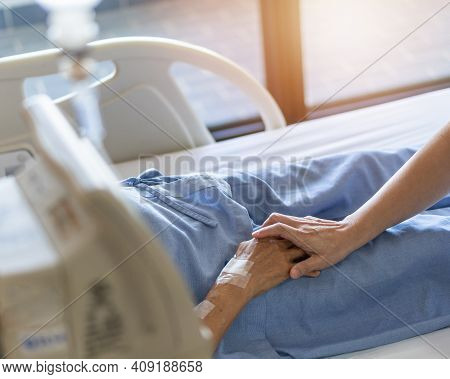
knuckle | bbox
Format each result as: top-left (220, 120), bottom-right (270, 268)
top-left (275, 222), bottom-right (285, 230)
top-left (269, 212), bottom-right (280, 220)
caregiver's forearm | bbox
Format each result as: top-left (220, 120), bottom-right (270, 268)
top-left (195, 283), bottom-right (249, 349)
top-left (346, 122), bottom-right (450, 247)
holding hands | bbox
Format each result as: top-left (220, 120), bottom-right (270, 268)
top-left (229, 238), bottom-right (318, 299)
top-left (253, 123), bottom-right (450, 280)
top-left (253, 213), bottom-right (362, 279)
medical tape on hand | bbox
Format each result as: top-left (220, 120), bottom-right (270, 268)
top-left (194, 299), bottom-right (215, 320)
top-left (223, 258), bottom-right (254, 275)
top-left (216, 272), bottom-right (251, 288)
top-left (216, 258), bottom-right (254, 288)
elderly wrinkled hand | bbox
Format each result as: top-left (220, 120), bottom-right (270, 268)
top-left (252, 213), bottom-right (358, 279)
top-left (219, 238), bottom-right (315, 300)
top-left (197, 238), bottom-right (316, 347)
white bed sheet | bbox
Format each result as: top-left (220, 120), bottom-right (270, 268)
top-left (114, 88), bottom-right (450, 358)
top-left (114, 88), bottom-right (450, 178)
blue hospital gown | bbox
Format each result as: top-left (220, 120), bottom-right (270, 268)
top-left (121, 148), bottom-right (450, 358)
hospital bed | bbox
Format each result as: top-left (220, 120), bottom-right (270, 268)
top-left (0, 37), bottom-right (285, 164)
top-left (114, 87), bottom-right (450, 359)
top-left (0, 34), bottom-right (449, 357)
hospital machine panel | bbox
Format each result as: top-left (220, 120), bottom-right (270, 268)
top-left (0, 96), bottom-right (211, 358)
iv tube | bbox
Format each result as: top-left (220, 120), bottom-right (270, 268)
top-left (35, 0), bottom-right (101, 51)
top-left (35, 0), bottom-right (107, 152)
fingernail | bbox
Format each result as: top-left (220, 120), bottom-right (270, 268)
top-left (291, 270), bottom-right (300, 279)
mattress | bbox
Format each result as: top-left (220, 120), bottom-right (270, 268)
top-left (114, 88), bottom-right (450, 358)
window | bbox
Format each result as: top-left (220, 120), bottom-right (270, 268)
top-left (0, 0), bottom-right (265, 140)
top-left (261, 0), bottom-right (450, 122)
top-left (1, 0), bottom-right (449, 139)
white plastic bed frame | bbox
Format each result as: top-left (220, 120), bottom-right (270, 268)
top-left (0, 37), bottom-right (286, 163)
top-left (115, 88), bottom-right (450, 359)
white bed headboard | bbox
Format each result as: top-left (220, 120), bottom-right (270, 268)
top-left (0, 37), bottom-right (286, 163)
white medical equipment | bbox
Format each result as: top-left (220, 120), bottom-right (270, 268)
top-left (36, 0), bottom-right (107, 152)
top-left (0, 95), bottom-right (212, 358)
top-left (35, 0), bottom-right (101, 51)
top-left (0, 0), bottom-right (211, 359)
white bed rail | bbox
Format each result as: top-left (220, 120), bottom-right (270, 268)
top-left (0, 37), bottom-right (286, 162)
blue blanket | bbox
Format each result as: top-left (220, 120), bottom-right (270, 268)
top-left (122, 148), bottom-right (450, 358)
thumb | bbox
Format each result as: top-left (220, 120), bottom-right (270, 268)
top-left (290, 255), bottom-right (329, 279)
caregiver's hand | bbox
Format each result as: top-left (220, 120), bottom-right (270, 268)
top-left (253, 122), bottom-right (450, 280)
top-left (252, 214), bottom-right (361, 279)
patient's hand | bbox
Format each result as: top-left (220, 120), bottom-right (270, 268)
top-left (195, 238), bottom-right (307, 349)
top-left (231, 238), bottom-right (310, 299)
